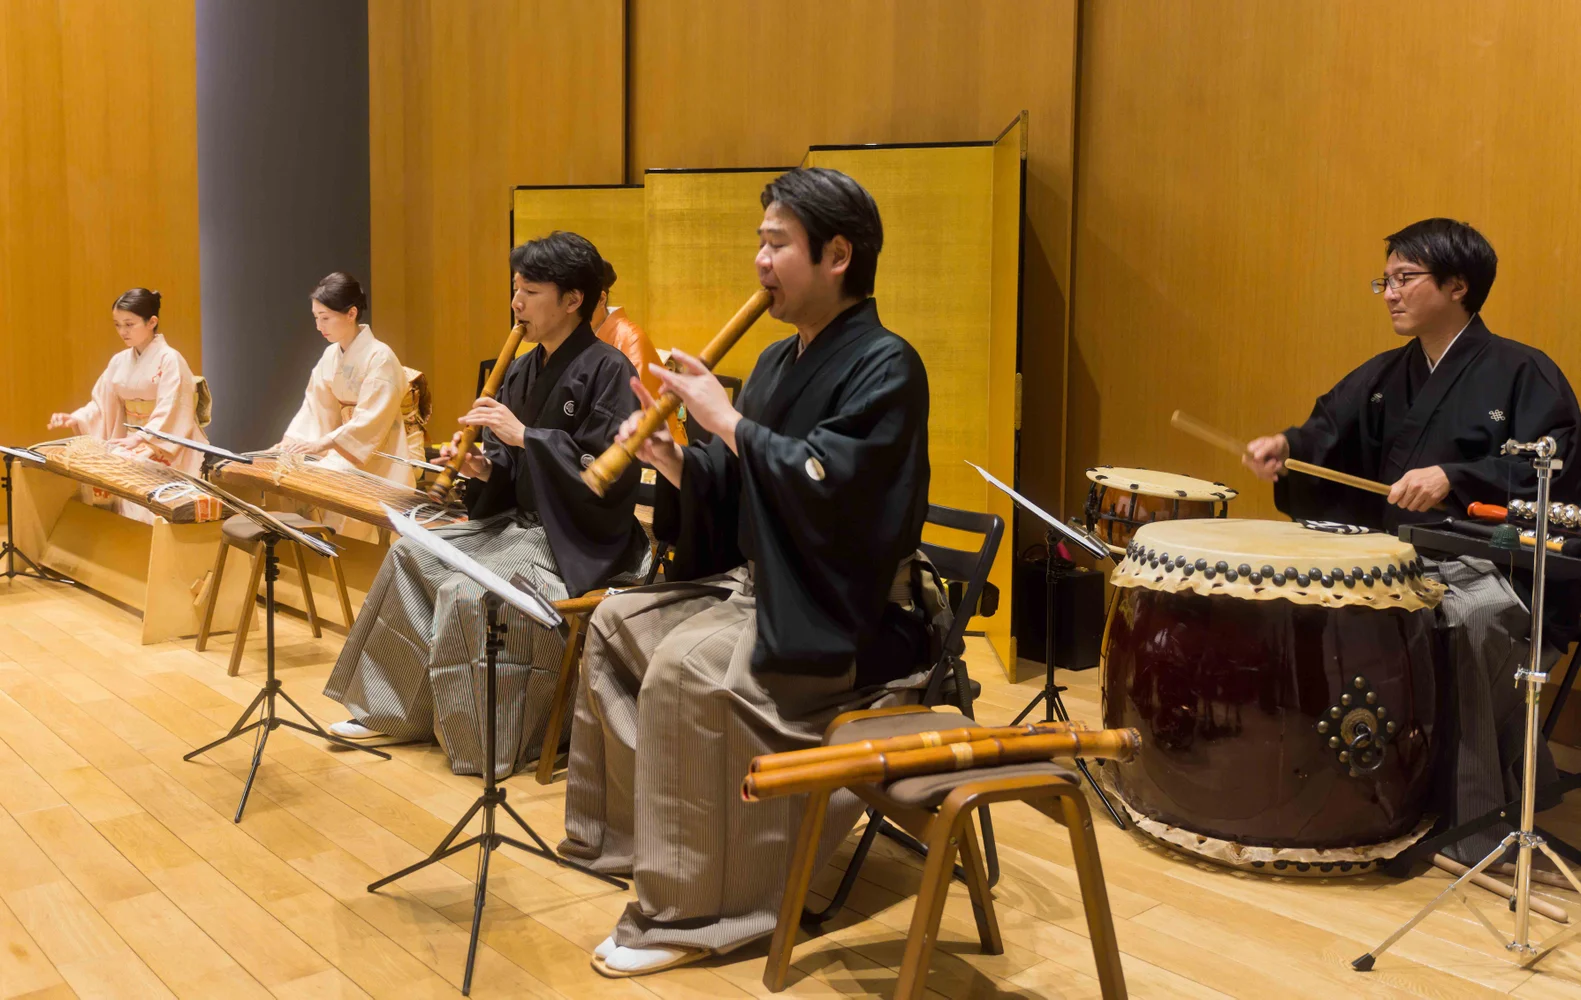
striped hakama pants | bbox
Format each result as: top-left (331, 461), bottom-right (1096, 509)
top-left (558, 565), bottom-right (925, 953)
top-left (323, 511), bottom-right (569, 779)
top-left (1429, 556), bottom-right (1561, 864)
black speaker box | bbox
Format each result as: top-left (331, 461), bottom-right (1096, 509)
top-left (1013, 554), bottom-right (1106, 670)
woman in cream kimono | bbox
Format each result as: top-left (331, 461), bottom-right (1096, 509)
top-left (277, 272), bottom-right (414, 542)
top-left (47, 288), bottom-right (209, 523)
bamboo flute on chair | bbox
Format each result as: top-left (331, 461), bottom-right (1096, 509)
top-left (742, 727), bottom-right (1142, 802)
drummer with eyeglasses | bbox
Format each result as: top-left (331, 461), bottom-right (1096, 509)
top-left (1242, 217), bottom-right (1581, 867)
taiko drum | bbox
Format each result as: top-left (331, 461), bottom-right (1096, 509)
top-left (1100, 519), bottom-right (1442, 873)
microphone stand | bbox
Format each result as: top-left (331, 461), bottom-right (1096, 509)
top-left (1356, 436), bottom-right (1581, 972)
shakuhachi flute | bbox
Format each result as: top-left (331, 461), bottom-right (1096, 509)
top-left (581, 288), bottom-right (772, 497)
top-left (428, 323), bottom-right (527, 499)
top-left (748, 718), bottom-right (1083, 773)
top-left (741, 727), bottom-right (1142, 802)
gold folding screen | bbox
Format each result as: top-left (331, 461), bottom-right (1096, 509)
top-left (510, 186), bottom-right (649, 330)
top-left (511, 120), bottom-right (1026, 672)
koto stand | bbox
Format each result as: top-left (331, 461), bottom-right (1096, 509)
top-left (364, 507), bottom-right (626, 996)
top-left (969, 463), bottom-right (1127, 829)
top-left (178, 469), bottom-right (390, 822)
top-left (1356, 437), bottom-right (1581, 972)
top-left (0, 446), bottom-right (72, 584)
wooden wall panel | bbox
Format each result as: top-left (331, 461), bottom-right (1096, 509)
top-left (369, 0), bottom-right (624, 435)
top-left (1070, 0), bottom-right (1581, 523)
top-left (0, 0), bottom-right (200, 448)
top-left (513, 187), bottom-right (648, 329)
top-left (630, 0), bottom-right (1078, 541)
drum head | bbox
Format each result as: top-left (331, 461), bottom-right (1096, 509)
top-left (1113, 518), bottom-right (1442, 612)
top-left (1085, 466), bottom-right (1237, 502)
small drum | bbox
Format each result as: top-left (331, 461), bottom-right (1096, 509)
top-left (1084, 466), bottom-right (1235, 548)
top-left (1101, 519), bottom-right (1443, 874)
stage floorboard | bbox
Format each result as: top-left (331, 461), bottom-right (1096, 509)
top-left (3, 575), bottom-right (1581, 998)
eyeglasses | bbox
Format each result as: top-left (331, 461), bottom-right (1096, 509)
top-left (1371, 271), bottom-right (1430, 294)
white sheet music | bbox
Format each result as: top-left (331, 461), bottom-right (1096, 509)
top-left (966, 460), bottom-right (1111, 560)
top-left (0, 445), bottom-right (46, 465)
top-left (381, 504), bottom-right (562, 628)
top-left (127, 424), bottom-right (252, 464)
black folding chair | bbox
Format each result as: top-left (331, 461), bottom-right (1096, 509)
top-left (683, 375), bottom-right (742, 445)
top-left (804, 502), bottom-right (1004, 924)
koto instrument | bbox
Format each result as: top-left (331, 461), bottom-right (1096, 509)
top-left (581, 289), bottom-right (772, 496)
top-left (1104, 519), bottom-right (1443, 873)
top-left (741, 727), bottom-right (1140, 802)
top-left (1084, 466), bottom-right (1235, 548)
top-left (208, 453), bottom-right (465, 529)
top-left (749, 718), bottom-right (1082, 774)
top-left (430, 322), bottom-right (527, 498)
top-left (30, 437), bottom-right (225, 523)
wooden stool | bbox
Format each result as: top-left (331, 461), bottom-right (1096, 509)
top-left (196, 512), bottom-right (353, 676)
top-left (763, 705), bottom-right (1128, 1000)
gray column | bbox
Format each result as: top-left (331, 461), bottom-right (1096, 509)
top-left (197, 0), bottom-right (370, 449)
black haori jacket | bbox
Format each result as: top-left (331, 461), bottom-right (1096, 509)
top-left (1276, 316), bottom-right (1581, 532)
top-left (469, 321), bottom-right (647, 596)
top-left (655, 298), bottom-right (932, 680)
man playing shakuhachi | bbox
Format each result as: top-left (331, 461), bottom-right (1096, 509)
top-left (559, 167), bottom-right (938, 977)
top-left (324, 232), bottom-right (649, 776)
top-left (276, 271), bottom-right (415, 543)
top-left (48, 287), bottom-right (209, 523)
top-left (1244, 218), bottom-right (1581, 866)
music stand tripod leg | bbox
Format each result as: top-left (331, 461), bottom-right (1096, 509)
top-left (1011, 527), bottom-right (1127, 829)
top-left (1, 454), bottom-right (72, 584)
top-left (365, 594), bottom-right (625, 996)
top-left (184, 534), bottom-right (388, 822)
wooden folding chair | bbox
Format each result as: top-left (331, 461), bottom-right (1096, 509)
top-left (806, 502), bottom-right (1005, 924)
top-left (196, 511), bottom-right (352, 676)
top-left (534, 471), bottom-right (668, 784)
top-left (762, 704), bottom-right (1127, 1000)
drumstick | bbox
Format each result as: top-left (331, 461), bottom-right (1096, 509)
top-left (1170, 410), bottom-right (1246, 456)
top-left (1283, 459), bottom-right (1393, 497)
top-left (1172, 408), bottom-right (1411, 501)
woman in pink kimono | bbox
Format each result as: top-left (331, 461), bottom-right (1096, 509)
top-left (276, 273), bottom-right (414, 542)
top-left (47, 288), bottom-right (209, 522)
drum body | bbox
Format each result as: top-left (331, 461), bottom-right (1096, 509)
top-left (1084, 466), bottom-right (1236, 549)
top-left (1101, 519), bottom-right (1442, 871)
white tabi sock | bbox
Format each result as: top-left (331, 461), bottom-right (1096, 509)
top-left (593, 935), bottom-right (617, 961)
top-left (604, 944), bottom-right (694, 973)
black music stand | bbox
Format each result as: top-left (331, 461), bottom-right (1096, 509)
top-left (0, 446), bottom-right (73, 584)
top-left (166, 461), bottom-right (390, 822)
top-left (365, 506), bottom-right (626, 996)
top-left (968, 462), bottom-right (1128, 828)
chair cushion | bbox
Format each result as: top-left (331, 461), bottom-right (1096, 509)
top-left (876, 761), bottom-right (1079, 811)
top-left (827, 708), bottom-right (1081, 811)
top-left (222, 512), bottom-right (331, 546)
top-left (826, 708), bottom-right (973, 746)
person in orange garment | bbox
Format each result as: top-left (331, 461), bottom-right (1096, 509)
top-left (590, 261), bottom-right (687, 445)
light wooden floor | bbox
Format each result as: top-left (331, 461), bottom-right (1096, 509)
top-left (5, 576), bottom-right (1581, 999)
